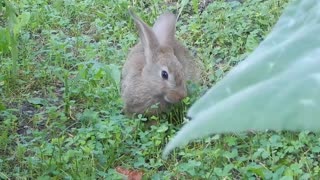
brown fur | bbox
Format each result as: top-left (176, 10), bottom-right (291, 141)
top-left (121, 10), bottom-right (202, 116)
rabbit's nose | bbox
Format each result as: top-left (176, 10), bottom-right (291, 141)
top-left (175, 90), bottom-right (187, 101)
top-left (165, 90), bottom-right (187, 103)
top-left (179, 86), bottom-right (187, 97)
top-left (179, 90), bottom-right (187, 99)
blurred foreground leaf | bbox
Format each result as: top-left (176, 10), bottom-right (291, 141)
top-left (163, 0), bottom-right (320, 158)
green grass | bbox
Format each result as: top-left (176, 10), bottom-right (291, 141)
top-left (2, 0), bottom-right (319, 179)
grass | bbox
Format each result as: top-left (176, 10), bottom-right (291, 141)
top-left (1, 0), bottom-right (319, 179)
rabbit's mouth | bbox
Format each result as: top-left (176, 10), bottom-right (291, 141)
top-left (164, 91), bottom-right (186, 104)
top-left (164, 95), bottom-right (174, 103)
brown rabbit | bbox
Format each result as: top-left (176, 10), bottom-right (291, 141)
top-left (121, 10), bottom-right (201, 116)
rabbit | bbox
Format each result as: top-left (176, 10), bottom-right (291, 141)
top-left (121, 9), bottom-right (202, 116)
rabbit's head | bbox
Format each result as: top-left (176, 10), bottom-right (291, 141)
top-left (130, 10), bottom-right (187, 104)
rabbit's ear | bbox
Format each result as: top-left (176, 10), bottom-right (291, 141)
top-left (129, 10), bottom-right (159, 62)
top-left (152, 13), bottom-right (176, 46)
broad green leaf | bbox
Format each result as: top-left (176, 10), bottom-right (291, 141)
top-left (14, 12), bottom-right (30, 36)
top-left (163, 0), bottom-right (320, 157)
top-left (0, 101), bottom-right (6, 111)
top-left (27, 97), bottom-right (47, 106)
top-left (107, 64), bottom-right (121, 88)
top-left (0, 28), bottom-right (11, 53)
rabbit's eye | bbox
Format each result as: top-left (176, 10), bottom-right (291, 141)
top-left (161, 70), bottom-right (168, 80)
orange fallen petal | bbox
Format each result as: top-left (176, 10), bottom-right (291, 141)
top-left (116, 166), bottom-right (143, 180)
top-left (116, 166), bottom-right (130, 175)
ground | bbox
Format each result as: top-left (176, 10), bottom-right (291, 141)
top-left (2, 0), bottom-right (319, 179)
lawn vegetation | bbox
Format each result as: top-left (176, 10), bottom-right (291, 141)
top-left (2, 0), bottom-right (319, 179)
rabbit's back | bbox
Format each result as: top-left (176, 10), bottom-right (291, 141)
top-left (122, 44), bottom-right (145, 78)
top-left (121, 43), bottom-right (145, 97)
